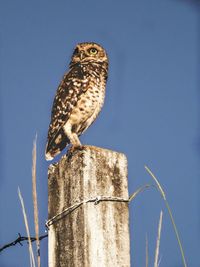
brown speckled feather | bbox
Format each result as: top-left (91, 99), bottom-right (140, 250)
top-left (46, 65), bottom-right (90, 153)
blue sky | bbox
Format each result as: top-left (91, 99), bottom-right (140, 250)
top-left (0, 0), bottom-right (199, 266)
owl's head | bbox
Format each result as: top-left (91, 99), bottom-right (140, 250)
top-left (70, 42), bottom-right (108, 66)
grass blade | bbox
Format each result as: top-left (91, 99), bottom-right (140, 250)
top-left (154, 210), bottom-right (163, 267)
top-left (129, 184), bottom-right (152, 202)
top-left (32, 134), bottom-right (40, 267)
top-left (146, 234), bottom-right (149, 267)
top-left (18, 187), bottom-right (36, 267)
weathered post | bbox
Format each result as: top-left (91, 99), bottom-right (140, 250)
top-left (47, 145), bottom-right (130, 267)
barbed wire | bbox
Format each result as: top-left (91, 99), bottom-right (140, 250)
top-left (0, 185), bottom-right (150, 254)
top-left (0, 233), bottom-right (48, 253)
top-left (46, 195), bottom-right (129, 228)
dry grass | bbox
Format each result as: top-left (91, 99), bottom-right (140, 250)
top-left (17, 135), bottom-right (40, 267)
top-left (154, 210), bottom-right (163, 267)
top-left (32, 134), bottom-right (40, 267)
top-left (145, 165), bottom-right (187, 267)
top-left (145, 234), bottom-right (149, 267)
top-left (18, 188), bottom-right (36, 267)
top-left (130, 166), bottom-right (187, 266)
top-left (129, 184), bottom-right (151, 202)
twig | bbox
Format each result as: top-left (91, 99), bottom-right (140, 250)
top-left (0, 233), bottom-right (48, 253)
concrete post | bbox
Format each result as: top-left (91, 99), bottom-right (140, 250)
top-left (48, 146), bottom-right (130, 267)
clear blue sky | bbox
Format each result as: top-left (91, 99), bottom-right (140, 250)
top-left (0, 0), bottom-right (199, 266)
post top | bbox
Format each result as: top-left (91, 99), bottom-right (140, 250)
top-left (49, 145), bottom-right (127, 169)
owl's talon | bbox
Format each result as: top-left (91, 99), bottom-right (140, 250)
top-left (70, 145), bottom-right (83, 153)
top-left (67, 145), bottom-right (84, 160)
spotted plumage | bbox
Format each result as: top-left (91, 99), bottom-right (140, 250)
top-left (45, 42), bottom-right (108, 160)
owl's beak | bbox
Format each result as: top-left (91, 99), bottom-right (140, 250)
top-left (80, 51), bottom-right (85, 60)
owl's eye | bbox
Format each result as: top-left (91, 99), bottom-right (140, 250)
top-left (89, 48), bottom-right (98, 55)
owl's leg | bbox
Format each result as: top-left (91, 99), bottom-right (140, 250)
top-left (63, 122), bottom-right (82, 147)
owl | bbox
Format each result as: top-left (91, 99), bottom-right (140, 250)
top-left (45, 42), bottom-right (109, 160)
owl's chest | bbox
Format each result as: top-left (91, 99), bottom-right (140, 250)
top-left (69, 77), bottom-right (105, 125)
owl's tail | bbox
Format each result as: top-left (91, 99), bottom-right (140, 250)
top-left (45, 129), bottom-right (70, 161)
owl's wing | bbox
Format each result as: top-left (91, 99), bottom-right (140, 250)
top-left (45, 66), bottom-right (89, 159)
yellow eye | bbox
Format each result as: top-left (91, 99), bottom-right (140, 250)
top-left (89, 48), bottom-right (98, 55)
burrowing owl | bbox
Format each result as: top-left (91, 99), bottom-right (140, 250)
top-left (45, 42), bottom-right (108, 160)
